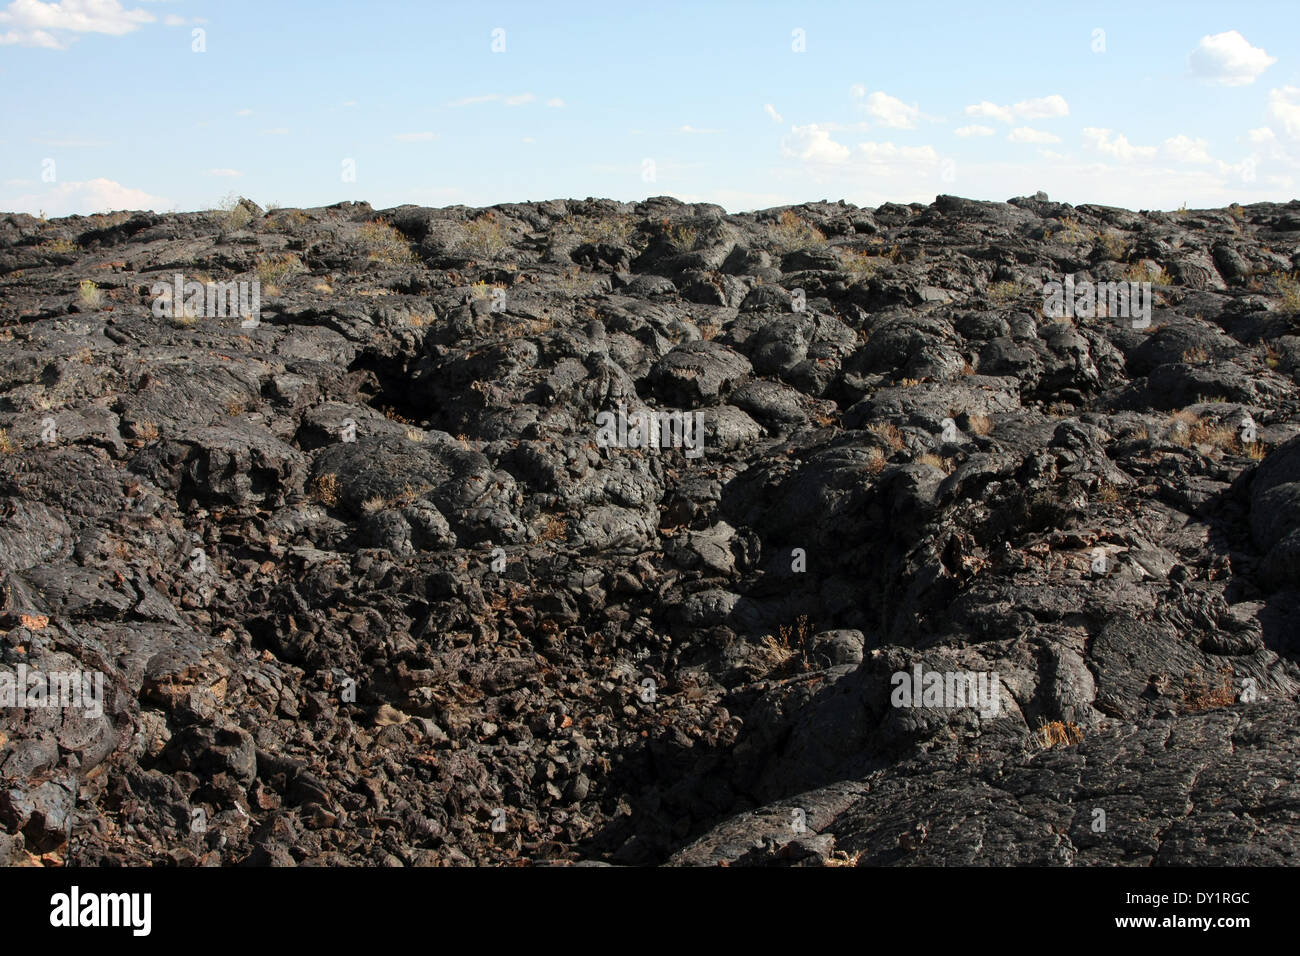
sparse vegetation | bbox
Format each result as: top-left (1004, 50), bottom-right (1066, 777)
top-left (1181, 667), bottom-right (1237, 713)
top-left (860, 446), bottom-right (886, 474)
top-left (39, 238), bottom-right (77, 255)
top-left (458, 212), bottom-right (508, 259)
top-left (538, 513), bottom-right (568, 542)
top-left (216, 194), bottom-right (256, 232)
top-left (666, 222), bottom-right (700, 253)
top-left (255, 253), bottom-right (303, 293)
top-left (987, 280), bottom-right (1028, 305)
top-left (1273, 271), bottom-right (1300, 314)
top-left (1096, 230), bottom-right (1130, 262)
top-left (358, 219), bottom-right (417, 265)
top-left (0, 428), bottom-right (16, 454)
top-left (1125, 261), bottom-right (1174, 285)
top-left (915, 452), bottom-right (954, 473)
top-left (77, 279), bottom-right (102, 309)
top-left (770, 210), bottom-right (825, 252)
top-left (868, 422), bottom-right (905, 452)
top-left (837, 248), bottom-right (878, 283)
top-left (311, 473), bottom-right (342, 506)
top-left (1034, 720), bottom-right (1084, 749)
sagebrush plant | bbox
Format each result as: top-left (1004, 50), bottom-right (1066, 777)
top-left (1125, 261), bottom-right (1174, 285)
top-left (770, 210), bottom-right (825, 252)
top-left (837, 248), bottom-right (878, 283)
top-left (358, 219), bottom-right (417, 265)
top-left (1273, 271), bottom-right (1300, 314)
top-left (572, 214), bottom-right (635, 246)
top-left (458, 213), bottom-right (508, 259)
top-left (1096, 230), bottom-right (1130, 262)
top-left (216, 194), bottom-right (255, 232)
top-left (987, 279), bottom-right (1028, 305)
top-left (255, 253), bottom-right (303, 292)
top-left (0, 428), bottom-right (16, 454)
top-left (78, 279), bottom-right (102, 309)
top-left (666, 222), bottom-right (700, 253)
top-left (39, 237), bottom-right (77, 255)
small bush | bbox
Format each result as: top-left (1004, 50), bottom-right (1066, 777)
top-left (837, 249), bottom-right (878, 284)
top-left (216, 194), bottom-right (256, 232)
top-left (311, 473), bottom-right (342, 507)
top-left (39, 238), bottom-right (77, 255)
top-left (0, 428), bottom-right (16, 454)
top-left (987, 280), bottom-right (1028, 305)
top-left (458, 213), bottom-right (508, 260)
top-left (666, 222), bottom-right (700, 253)
top-left (255, 253), bottom-right (303, 292)
top-left (1273, 272), bottom-right (1300, 314)
top-left (1096, 230), bottom-right (1131, 262)
top-left (78, 279), bottom-right (102, 309)
top-left (358, 219), bottom-right (417, 265)
top-left (770, 210), bottom-right (825, 252)
top-left (867, 422), bottom-right (905, 451)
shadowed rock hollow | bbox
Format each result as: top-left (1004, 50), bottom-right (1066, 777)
top-left (2, 194), bottom-right (1299, 866)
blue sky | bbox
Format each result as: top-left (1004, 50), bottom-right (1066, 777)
top-left (2, 0), bottom-right (1299, 216)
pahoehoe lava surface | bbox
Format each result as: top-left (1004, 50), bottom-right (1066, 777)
top-left (2, 194), bottom-right (1299, 866)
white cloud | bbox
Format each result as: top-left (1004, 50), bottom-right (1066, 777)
top-left (849, 84), bottom-right (865, 98)
top-left (965, 94), bottom-right (1068, 124)
top-left (163, 14), bottom-right (184, 26)
top-left (1188, 31), bottom-right (1275, 86)
top-left (1013, 95), bottom-right (1069, 120)
top-left (1009, 126), bottom-right (1060, 144)
top-left (764, 103), bottom-right (783, 124)
top-left (1269, 86), bottom-right (1300, 138)
top-left (1163, 134), bottom-right (1212, 164)
top-left (261, 128), bottom-right (289, 135)
top-left (860, 90), bottom-right (922, 129)
top-left (782, 124), bottom-right (850, 164)
top-left (207, 168), bottom-right (241, 177)
top-left (394, 131), bottom-right (436, 142)
top-left (965, 100), bottom-right (1013, 124)
top-left (0, 0), bottom-right (156, 48)
top-left (2, 177), bottom-right (167, 216)
top-left (545, 97), bottom-right (564, 108)
top-left (854, 141), bottom-right (939, 166)
top-left (679, 124), bottom-right (721, 134)
top-left (1082, 127), bottom-right (1157, 161)
top-left (1247, 126), bottom-right (1277, 145)
top-left (503, 92), bottom-right (535, 106)
top-left (954, 124), bottom-right (995, 137)
top-left (235, 108), bottom-right (253, 117)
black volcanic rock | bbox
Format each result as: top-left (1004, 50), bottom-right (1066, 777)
top-left (1, 195), bottom-right (1299, 866)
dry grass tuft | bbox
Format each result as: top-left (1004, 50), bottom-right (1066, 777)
top-left (358, 219), bottom-right (417, 265)
top-left (770, 210), bottom-right (825, 252)
top-left (1034, 720), bottom-right (1084, 749)
top-left (311, 473), bottom-right (342, 507)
